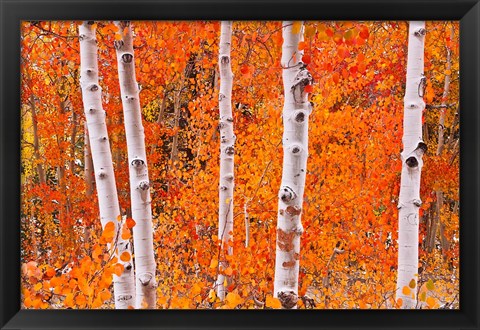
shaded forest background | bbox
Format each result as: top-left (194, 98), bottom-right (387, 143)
top-left (20, 21), bottom-right (459, 309)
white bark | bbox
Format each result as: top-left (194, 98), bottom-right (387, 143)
top-left (216, 21), bottom-right (235, 301)
top-left (78, 21), bottom-right (135, 309)
top-left (396, 21), bottom-right (427, 309)
top-left (273, 21), bottom-right (313, 309)
top-left (114, 21), bottom-right (157, 309)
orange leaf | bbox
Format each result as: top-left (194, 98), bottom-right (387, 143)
top-left (126, 218), bottom-right (136, 229)
top-left (100, 290), bottom-right (111, 302)
top-left (332, 72), bottom-right (340, 84)
top-left (114, 263), bottom-right (124, 276)
top-left (359, 26), bottom-right (370, 39)
top-left (426, 296), bottom-right (436, 308)
top-left (240, 65), bottom-right (249, 75)
top-left (265, 295), bottom-right (282, 308)
top-left (304, 84), bottom-right (313, 93)
top-left (46, 267), bottom-right (56, 278)
top-left (298, 41), bottom-right (307, 51)
top-left (302, 54), bottom-right (311, 64)
top-left (120, 252), bottom-right (131, 262)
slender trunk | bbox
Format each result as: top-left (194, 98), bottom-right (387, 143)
top-left (156, 90), bottom-right (167, 124)
top-left (244, 201), bottom-right (249, 248)
top-left (79, 21), bottom-right (136, 309)
top-left (273, 21), bottom-right (313, 309)
top-left (436, 25), bottom-right (453, 156)
top-left (433, 25), bottom-right (454, 255)
top-left (216, 21), bottom-right (235, 301)
top-left (70, 109), bottom-right (78, 174)
top-left (396, 21), bottom-right (427, 309)
top-left (170, 60), bottom-right (194, 163)
top-left (29, 94), bottom-right (46, 184)
top-left (114, 21), bottom-right (157, 309)
top-left (170, 91), bottom-right (182, 163)
top-left (84, 123), bottom-right (95, 197)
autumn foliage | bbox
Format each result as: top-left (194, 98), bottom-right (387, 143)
top-left (21, 21), bottom-right (459, 309)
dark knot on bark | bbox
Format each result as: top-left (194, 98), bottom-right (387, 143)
top-left (278, 291), bottom-right (298, 309)
top-left (279, 186), bottom-right (297, 204)
top-left (131, 158), bottom-right (145, 168)
top-left (122, 53), bottom-right (133, 64)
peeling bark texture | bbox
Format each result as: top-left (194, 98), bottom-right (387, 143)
top-left (274, 21), bottom-right (313, 309)
top-left (396, 21), bottom-right (427, 309)
top-left (84, 123), bottom-right (95, 197)
top-left (114, 21), bottom-right (157, 309)
top-left (79, 21), bottom-right (136, 309)
top-left (216, 21), bottom-right (235, 301)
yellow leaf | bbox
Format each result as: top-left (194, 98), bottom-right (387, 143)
top-left (209, 259), bottom-right (218, 269)
top-left (426, 279), bottom-right (435, 291)
top-left (419, 292), bottom-right (427, 302)
top-left (265, 295), bottom-right (282, 308)
top-left (225, 291), bottom-right (243, 308)
top-left (225, 267), bottom-right (233, 276)
top-left (292, 21), bottom-right (302, 35)
top-left (34, 283), bottom-right (42, 291)
top-left (426, 296), bottom-right (436, 308)
top-left (115, 34), bottom-right (122, 41)
top-left (225, 198), bottom-right (231, 205)
top-left (402, 286), bottom-right (411, 295)
top-left (305, 25), bottom-right (316, 38)
top-left (408, 279), bottom-right (416, 289)
top-left (208, 289), bottom-right (217, 302)
top-left (192, 283), bottom-right (202, 295)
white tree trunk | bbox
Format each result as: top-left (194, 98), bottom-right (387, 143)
top-left (216, 21), bottom-right (235, 301)
top-left (273, 21), bottom-right (313, 309)
top-left (78, 21), bottom-right (136, 309)
top-left (396, 21), bottom-right (427, 309)
top-left (114, 21), bottom-right (157, 309)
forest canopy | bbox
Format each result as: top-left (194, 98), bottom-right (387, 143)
top-left (20, 21), bottom-right (459, 310)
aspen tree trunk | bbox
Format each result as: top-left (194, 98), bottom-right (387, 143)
top-left (114, 21), bottom-right (157, 309)
top-left (79, 21), bottom-right (136, 309)
top-left (69, 110), bottom-right (78, 174)
top-left (29, 94), bottom-right (46, 184)
top-left (216, 21), bottom-right (235, 301)
top-left (84, 123), bottom-right (94, 197)
top-left (273, 21), bottom-right (313, 309)
top-left (433, 24), bottom-right (454, 255)
top-left (436, 25), bottom-right (453, 156)
top-left (396, 21), bottom-right (427, 309)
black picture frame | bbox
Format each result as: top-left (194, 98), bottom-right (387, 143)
top-left (1, 0), bottom-right (479, 329)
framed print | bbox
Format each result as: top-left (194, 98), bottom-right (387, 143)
top-left (1, 0), bottom-right (479, 329)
